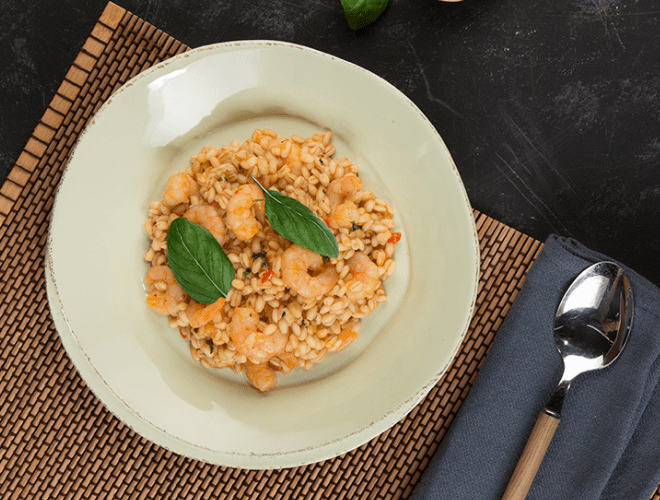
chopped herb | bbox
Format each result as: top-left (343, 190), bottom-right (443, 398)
top-left (319, 159), bottom-right (324, 165)
top-left (322, 255), bottom-right (330, 264)
top-left (301, 319), bottom-right (307, 326)
top-left (281, 312), bottom-right (286, 318)
top-left (209, 343), bottom-right (214, 354)
top-left (252, 250), bottom-right (269, 270)
top-left (252, 250), bottom-right (268, 261)
top-left (351, 221), bottom-right (361, 232)
top-left (243, 270), bottom-right (251, 278)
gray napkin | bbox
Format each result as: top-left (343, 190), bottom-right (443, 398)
top-left (411, 235), bottom-right (660, 500)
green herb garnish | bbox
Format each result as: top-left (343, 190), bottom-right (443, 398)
top-left (252, 177), bottom-right (339, 259)
top-left (166, 217), bottom-right (233, 304)
top-left (350, 221), bottom-right (361, 232)
top-left (341, 0), bottom-right (389, 30)
top-left (252, 250), bottom-right (269, 270)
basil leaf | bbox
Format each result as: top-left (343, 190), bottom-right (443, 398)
top-left (166, 217), bottom-right (234, 304)
top-left (341, 0), bottom-right (389, 30)
top-left (252, 177), bottom-right (339, 259)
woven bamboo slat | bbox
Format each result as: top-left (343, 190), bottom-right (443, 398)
top-left (0, 2), bottom-right (657, 498)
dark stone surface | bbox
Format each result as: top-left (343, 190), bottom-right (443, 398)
top-left (2, 0), bottom-right (659, 283)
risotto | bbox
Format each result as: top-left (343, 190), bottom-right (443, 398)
top-left (143, 129), bottom-right (399, 392)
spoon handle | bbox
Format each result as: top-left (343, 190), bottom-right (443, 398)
top-left (501, 411), bottom-right (560, 500)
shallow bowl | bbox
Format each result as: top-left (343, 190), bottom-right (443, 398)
top-left (46, 40), bottom-right (479, 469)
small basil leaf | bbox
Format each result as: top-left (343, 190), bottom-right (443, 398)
top-left (341, 0), bottom-right (389, 30)
top-left (166, 217), bottom-right (234, 304)
top-left (252, 177), bottom-right (339, 259)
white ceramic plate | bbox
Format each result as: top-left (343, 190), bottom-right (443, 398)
top-left (46, 41), bottom-right (479, 469)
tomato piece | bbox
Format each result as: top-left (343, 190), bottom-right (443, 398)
top-left (261, 269), bottom-right (274, 284)
top-left (388, 232), bottom-right (402, 244)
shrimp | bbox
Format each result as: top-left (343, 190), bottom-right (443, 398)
top-left (245, 361), bottom-right (278, 392)
top-left (145, 265), bottom-right (187, 316)
top-left (229, 307), bottom-right (288, 364)
top-left (345, 252), bottom-right (380, 301)
top-left (162, 171), bottom-right (199, 207)
top-left (276, 352), bottom-right (301, 375)
top-left (187, 297), bottom-right (226, 329)
top-left (183, 204), bottom-right (228, 246)
top-left (326, 320), bottom-right (360, 353)
top-left (326, 174), bottom-right (363, 229)
top-left (281, 244), bottom-right (339, 298)
top-left (226, 184), bottom-right (264, 241)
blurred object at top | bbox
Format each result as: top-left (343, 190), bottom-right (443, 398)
top-left (341, 0), bottom-right (388, 30)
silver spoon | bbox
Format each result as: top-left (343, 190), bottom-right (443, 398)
top-left (502, 261), bottom-right (634, 500)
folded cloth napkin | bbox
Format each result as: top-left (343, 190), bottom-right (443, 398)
top-left (411, 235), bottom-right (660, 500)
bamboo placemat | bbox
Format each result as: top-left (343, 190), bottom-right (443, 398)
top-left (1, 3), bottom-right (657, 498)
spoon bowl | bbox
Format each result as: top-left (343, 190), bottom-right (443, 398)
top-left (546, 261), bottom-right (634, 417)
top-left (502, 261), bottom-right (634, 500)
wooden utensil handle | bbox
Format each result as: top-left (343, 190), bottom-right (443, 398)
top-left (501, 411), bottom-right (560, 500)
